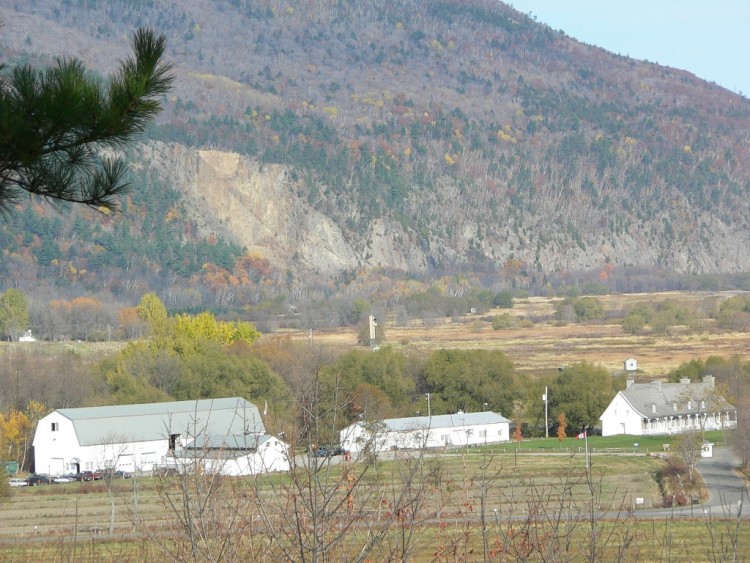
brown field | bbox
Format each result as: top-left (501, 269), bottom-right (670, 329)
top-left (277, 291), bottom-right (750, 376)
top-left (1, 449), bottom-right (747, 561)
top-left (3, 291), bottom-right (747, 378)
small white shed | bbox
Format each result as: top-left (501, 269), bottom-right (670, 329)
top-left (624, 358), bottom-right (638, 372)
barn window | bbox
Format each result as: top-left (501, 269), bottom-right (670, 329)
top-left (51, 422), bottom-right (59, 431)
top-left (169, 434), bottom-right (180, 452)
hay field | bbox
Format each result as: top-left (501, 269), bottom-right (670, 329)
top-left (279, 291), bottom-right (750, 376)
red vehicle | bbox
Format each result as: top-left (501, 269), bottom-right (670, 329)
top-left (79, 470), bottom-right (103, 481)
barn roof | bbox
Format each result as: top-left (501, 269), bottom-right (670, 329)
top-left (55, 397), bottom-right (264, 446)
top-left (618, 378), bottom-right (734, 419)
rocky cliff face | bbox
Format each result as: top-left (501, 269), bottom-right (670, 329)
top-left (141, 142), bottom-right (429, 277)
top-left (139, 142), bottom-right (750, 281)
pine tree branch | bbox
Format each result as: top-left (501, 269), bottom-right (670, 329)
top-left (0, 28), bottom-right (174, 213)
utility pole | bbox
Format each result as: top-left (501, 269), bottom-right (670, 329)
top-left (543, 386), bottom-right (549, 439)
top-left (425, 393), bottom-right (431, 418)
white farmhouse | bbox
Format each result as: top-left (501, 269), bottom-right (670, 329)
top-left (599, 376), bottom-right (736, 437)
top-left (340, 411), bottom-right (510, 454)
top-left (33, 397), bottom-right (289, 476)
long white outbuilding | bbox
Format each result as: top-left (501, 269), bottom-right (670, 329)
top-left (340, 411), bottom-right (511, 454)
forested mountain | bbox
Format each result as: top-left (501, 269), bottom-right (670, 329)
top-left (2, 0), bottom-right (750, 327)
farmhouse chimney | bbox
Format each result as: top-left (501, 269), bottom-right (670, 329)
top-left (680, 377), bottom-right (691, 385)
top-left (626, 378), bottom-right (635, 388)
top-left (704, 375), bottom-right (715, 388)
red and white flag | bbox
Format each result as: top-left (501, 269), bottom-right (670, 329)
top-left (576, 431), bottom-right (587, 439)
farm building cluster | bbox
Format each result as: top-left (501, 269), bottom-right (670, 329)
top-left (31, 358), bottom-right (736, 476)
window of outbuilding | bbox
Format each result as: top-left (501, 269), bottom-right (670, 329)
top-left (51, 422), bottom-right (59, 431)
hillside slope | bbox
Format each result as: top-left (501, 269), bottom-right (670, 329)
top-left (2, 0), bottom-right (750, 295)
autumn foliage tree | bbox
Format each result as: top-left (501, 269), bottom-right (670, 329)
top-left (0, 401), bottom-right (47, 470)
top-left (98, 293), bottom-right (275, 406)
top-left (137, 292), bottom-right (169, 336)
top-left (513, 419), bottom-right (523, 442)
top-left (557, 412), bottom-right (568, 442)
top-left (0, 409), bottom-right (30, 466)
top-left (0, 289), bottom-right (29, 341)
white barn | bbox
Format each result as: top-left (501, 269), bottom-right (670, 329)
top-left (340, 411), bottom-right (510, 454)
top-left (33, 397), bottom-right (289, 476)
top-left (181, 432), bottom-right (289, 476)
top-left (599, 376), bottom-right (736, 437)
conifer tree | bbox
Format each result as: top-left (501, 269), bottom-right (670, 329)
top-left (0, 28), bottom-right (174, 212)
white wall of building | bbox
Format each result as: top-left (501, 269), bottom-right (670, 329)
top-left (601, 392), bottom-right (736, 437)
top-left (341, 419), bottom-right (509, 454)
top-left (34, 410), bottom-right (175, 475)
top-left (199, 437), bottom-right (290, 476)
top-left (33, 408), bottom-right (286, 476)
top-left (600, 395), bottom-right (643, 437)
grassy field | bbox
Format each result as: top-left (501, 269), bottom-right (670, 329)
top-left (286, 291), bottom-right (750, 375)
top-left (0, 432), bottom-right (741, 561)
top-left (1, 445), bottom-right (746, 561)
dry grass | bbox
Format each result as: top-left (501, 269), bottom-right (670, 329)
top-left (277, 291), bottom-right (749, 376)
top-left (0, 451), bottom-right (663, 538)
top-left (2, 451), bottom-right (745, 562)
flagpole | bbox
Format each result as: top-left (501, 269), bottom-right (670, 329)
top-left (585, 431), bottom-right (589, 469)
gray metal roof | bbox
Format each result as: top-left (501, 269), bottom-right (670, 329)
top-left (186, 432), bottom-right (272, 451)
top-left (380, 411), bottom-right (509, 433)
top-left (57, 397), bottom-right (264, 446)
top-left (619, 381), bottom-right (734, 419)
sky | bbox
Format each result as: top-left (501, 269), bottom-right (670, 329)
top-left (507, 1), bottom-right (750, 96)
